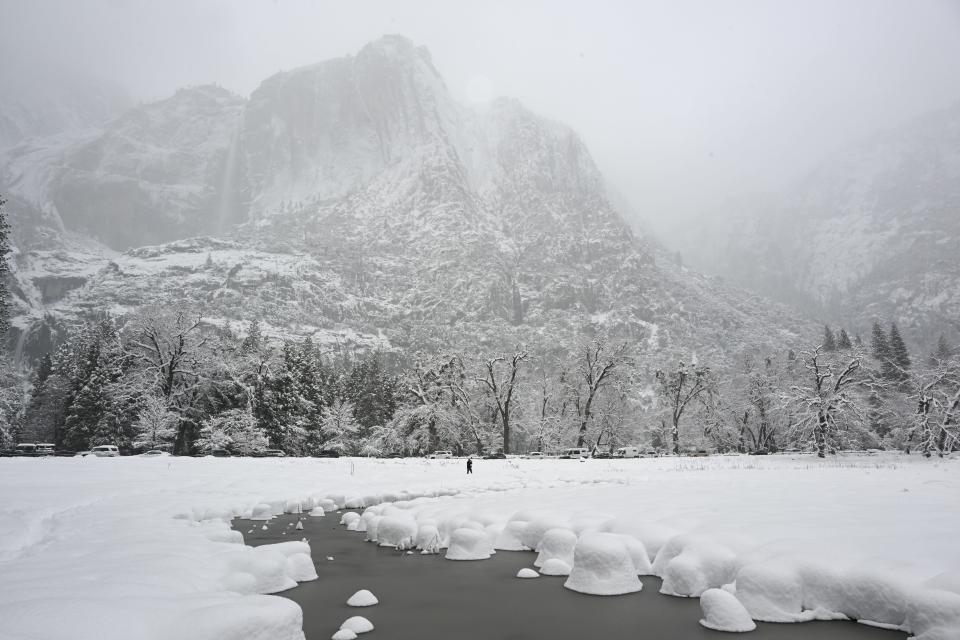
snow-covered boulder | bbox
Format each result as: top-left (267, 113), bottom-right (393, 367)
top-left (534, 528), bottom-right (577, 568)
top-left (564, 532), bottom-right (642, 595)
top-left (516, 568), bottom-right (539, 579)
top-left (339, 512), bottom-right (360, 526)
top-left (520, 516), bottom-right (568, 551)
top-left (347, 589), bottom-right (379, 607)
top-left (377, 516), bottom-right (418, 549)
top-left (340, 616), bottom-right (374, 633)
top-left (446, 527), bottom-right (492, 560)
top-left (540, 559), bottom-right (572, 576)
top-left (309, 507), bottom-right (326, 517)
top-left (332, 630), bottom-right (356, 640)
top-left (659, 537), bottom-right (737, 597)
top-left (699, 588), bottom-right (757, 632)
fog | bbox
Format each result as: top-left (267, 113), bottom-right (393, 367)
top-left (5, 0), bottom-right (960, 242)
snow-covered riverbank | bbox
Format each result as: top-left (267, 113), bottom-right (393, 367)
top-left (0, 454), bottom-right (957, 639)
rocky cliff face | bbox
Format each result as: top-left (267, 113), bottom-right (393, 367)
top-left (1, 36), bottom-right (814, 362)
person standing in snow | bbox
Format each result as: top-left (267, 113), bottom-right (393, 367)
top-left (466, 457), bottom-right (473, 474)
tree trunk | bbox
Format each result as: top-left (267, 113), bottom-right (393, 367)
top-left (671, 414), bottom-right (680, 455)
top-left (815, 411), bottom-right (827, 458)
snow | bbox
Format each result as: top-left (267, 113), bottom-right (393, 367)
top-left (1, 454), bottom-right (959, 640)
top-left (534, 528), bottom-right (577, 568)
top-left (516, 568), bottom-right (540, 579)
top-left (445, 527), bottom-right (493, 561)
top-left (346, 589), bottom-right (379, 607)
top-left (331, 630), bottom-right (356, 640)
top-left (339, 616), bottom-right (374, 634)
top-left (699, 588), bottom-right (757, 632)
top-left (563, 532), bottom-right (643, 595)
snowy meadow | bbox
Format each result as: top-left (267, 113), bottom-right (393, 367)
top-left (1, 453), bottom-right (958, 640)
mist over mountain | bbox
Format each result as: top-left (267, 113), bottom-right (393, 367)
top-left (1, 36), bottom-right (812, 363)
top-left (675, 103), bottom-right (960, 348)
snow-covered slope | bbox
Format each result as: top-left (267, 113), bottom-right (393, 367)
top-left (683, 104), bottom-right (960, 346)
top-left (2, 36), bottom-right (815, 362)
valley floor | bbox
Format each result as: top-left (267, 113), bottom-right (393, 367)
top-left (0, 454), bottom-right (957, 639)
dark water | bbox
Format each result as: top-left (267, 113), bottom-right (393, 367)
top-left (234, 514), bottom-right (908, 640)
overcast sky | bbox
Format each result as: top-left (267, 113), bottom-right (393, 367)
top-left (6, 0), bottom-right (960, 238)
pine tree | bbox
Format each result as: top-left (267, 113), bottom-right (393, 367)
top-left (240, 319), bottom-right (262, 355)
top-left (837, 329), bottom-right (853, 350)
top-left (0, 195), bottom-right (12, 344)
top-left (930, 334), bottom-right (954, 366)
top-left (888, 323), bottom-right (911, 379)
top-left (871, 321), bottom-right (896, 380)
top-left (822, 326), bottom-right (837, 351)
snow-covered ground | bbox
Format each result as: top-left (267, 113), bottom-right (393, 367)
top-left (0, 454), bottom-right (958, 640)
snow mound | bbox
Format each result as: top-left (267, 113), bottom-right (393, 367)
top-left (516, 568), bottom-right (539, 579)
top-left (363, 516), bottom-right (382, 543)
top-left (446, 527), bottom-right (492, 561)
top-left (317, 498), bottom-right (338, 512)
top-left (250, 503), bottom-right (274, 521)
top-left (377, 516), bottom-right (418, 549)
top-left (534, 528), bottom-right (577, 568)
top-left (658, 536), bottom-right (737, 597)
top-left (347, 589), bottom-right (379, 607)
top-left (564, 532), bottom-right (642, 595)
top-left (415, 524), bottom-right (442, 553)
top-left (736, 562), bottom-right (804, 622)
top-left (699, 588), bottom-right (757, 632)
top-left (340, 512), bottom-right (360, 526)
top-left (340, 615), bottom-right (374, 633)
top-left (331, 630), bottom-right (357, 640)
top-left (309, 507), bottom-right (326, 517)
top-left (540, 558), bottom-right (572, 576)
top-left (494, 520), bottom-right (528, 551)
top-left (520, 516), bottom-right (568, 551)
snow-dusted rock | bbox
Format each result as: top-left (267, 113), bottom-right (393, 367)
top-left (540, 558), bottom-right (572, 576)
top-left (340, 616), bottom-right (374, 633)
top-left (446, 528), bottom-right (492, 561)
top-left (347, 590), bottom-right (378, 607)
top-left (699, 588), bottom-right (757, 632)
top-left (564, 532), bottom-right (642, 595)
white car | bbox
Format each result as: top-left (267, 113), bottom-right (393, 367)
top-left (140, 450), bottom-right (170, 457)
top-left (91, 445), bottom-right (120, 457)
top-left (523, 451), bottom-right (544, 459)
top-left (428, 450), bottom-right (453, 459)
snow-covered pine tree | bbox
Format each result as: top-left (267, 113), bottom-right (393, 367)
top-left (929, 334), bottom-right (954, 367)
top-left (822, 326), bottom-right (838, 351)
top-left (240, 319), bottom-right (262, 355)
top-left (318, 398), bottom-right (358, 453)
top-left (837, 329), bottom-right (853, 350)
top-left (871, 321), bottom-right (896, 380)
top-left (888, 323), bottom-right (911, 379)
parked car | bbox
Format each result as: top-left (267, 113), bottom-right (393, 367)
top-left (428, 450), bottom-right (453, 459)
top-left (613, 446), bottom-right (640, 458)
top-left (522, 451), bottom-right (544, 459)
top-left (141, 450), bottom-right (171, 457)
top-left (14, 443), bottom-right (38, 456)
top-left (315, 449), bottom-right (340, 458)
top-left (483, 451), bottom-right (506, 460)
top-left (260, 449), bottom-right (286, 457)
top-left (91, 445), bottom-right (120, 457)
top-left (592, 451), bottom-right (612, 459)
top-left (559, 447), bottom-right (590, 459)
